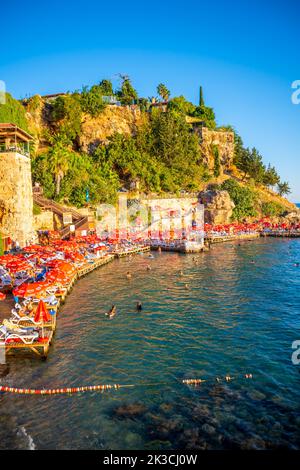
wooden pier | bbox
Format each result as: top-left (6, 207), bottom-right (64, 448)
top-left (77, 254), bottom-right (114, 277)
top-left (1, 248), bottom-right (149, 359)
top-left (111, 246), bottom-right (150, 258)
top-left (260, 231), bottom-right (300, 238)
top-left (1, 330), bottom-right (54, 359)
top-left (206, 233), bottom-right (260, 244)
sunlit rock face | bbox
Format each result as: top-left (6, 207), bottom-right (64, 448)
top-left (199, 127), bottom-right (235, 173)
top-left (199, 189), bottom-right (235, 225)
top-left (0, 152), bottom-right (34, 247)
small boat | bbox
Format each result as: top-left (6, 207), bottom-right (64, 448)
top-left (105, 305), bottom-right (117, 319)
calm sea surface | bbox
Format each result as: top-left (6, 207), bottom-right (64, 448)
top-left (0, 238), bottom-right (300, 450)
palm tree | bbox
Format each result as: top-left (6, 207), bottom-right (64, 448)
top-left (157, 83), bottom-right (170, 102)
top-left (48, 135), bottom-right (73, 196)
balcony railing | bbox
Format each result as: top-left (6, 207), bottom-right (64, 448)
top-left (0, 144), bottom-right (30, 157)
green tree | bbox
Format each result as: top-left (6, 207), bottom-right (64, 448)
top-left (80, 85), bottom-right (105, 116)
top-left (199, 86), bottom-right (204, 106)
top-left (277, 181), bottom-right (291, 197)
top-left (98, 79), bottom-right (114, 95)
top-left (237, 147), bottom-right (265, 183)
top-left (263, 164), bottom-right (280, 187)
top-left (50, 94), bottom-right (82, 140)
top-left (47, 134), bottom-right (75, 196)
top-left (157, 83), bottom-right (170, 102)
top-left (193, 104), bottom-right (216, 129)
top-left (168, 96), bottom-right (195, 115)
top-left (117, 75), bottom-right (138, 105)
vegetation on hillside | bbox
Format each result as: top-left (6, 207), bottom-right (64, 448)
top-left (1, 77), bottom-right (292, 219)
top-left (0, 93), bottom-right (28, 131)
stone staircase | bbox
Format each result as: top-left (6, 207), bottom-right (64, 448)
top-left (33, 195), bottom-right (88, 239)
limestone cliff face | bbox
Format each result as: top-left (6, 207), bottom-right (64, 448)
top-left (199, 189), bottom-right (235, 224)
top-left (0, 152), bottom-right (35, 246)
top-left (199, 127), bottom-right (235, 172)
top-left (25, 99), bottom-right (148, 154)
top-left (79, 106), bottom-right (147, 152)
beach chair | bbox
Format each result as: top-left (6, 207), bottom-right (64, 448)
top-left (0, 325), bottom-right (39, 344)
top-left (10, 311), bottom-right (43, 327)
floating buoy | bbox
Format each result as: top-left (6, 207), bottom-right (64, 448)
top-left (0, 372), bottom-right (254, 396)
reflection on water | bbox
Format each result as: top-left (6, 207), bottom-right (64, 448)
top-left (0, 238), bottom-right (300, 449)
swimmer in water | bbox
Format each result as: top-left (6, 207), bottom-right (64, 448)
top-left (136, 301), bottom-right (142, 311)
top-left (106, 305), bottom-right (116, 318)
top-left (126, 271), bottom-right (132, 279)
top-left (185, 284), bottom-right (189, 290)
top-left (146, 264), bottom-right (151, 271)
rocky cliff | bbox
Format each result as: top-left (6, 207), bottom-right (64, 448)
top-left (79, 105), bottom-right (147, 152)
top-left (199, 189), bottom-right (235, 224)
top-left (199, 127), bottom-right (235, 173)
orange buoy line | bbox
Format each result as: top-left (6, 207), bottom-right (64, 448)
top-left (0, 384), bottom-right (124, 395)
top-left (0, 374), bottom-right (253, 395)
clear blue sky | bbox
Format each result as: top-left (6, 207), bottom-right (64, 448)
top-left (1, 0), bottom-right (299, 201)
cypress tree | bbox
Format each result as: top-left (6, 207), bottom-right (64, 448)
top-left (199, 86), bottom-right (204, 106)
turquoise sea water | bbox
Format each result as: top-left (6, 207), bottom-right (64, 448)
top-left (0, 238), bottom-right (300, 450)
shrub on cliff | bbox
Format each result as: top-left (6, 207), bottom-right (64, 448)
top-left (50, 94), bottom-right (82, 140)
top-left (221, 179), bottom-right (257, 221)
top-left (80, 85), bottom-right (106, 116)
top-left (261, 201), bottom-right (285, 217)
top-left (192, 104), bottom-right (216, 129)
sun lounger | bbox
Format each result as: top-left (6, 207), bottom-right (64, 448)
top-left (0, 325), bottom-right (39, 344)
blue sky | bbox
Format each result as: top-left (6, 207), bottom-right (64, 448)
top-left (1, 0), bottom-right (300, 201)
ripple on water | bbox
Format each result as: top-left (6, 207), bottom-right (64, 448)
top-left (0, 239), bottom-right (300, 449)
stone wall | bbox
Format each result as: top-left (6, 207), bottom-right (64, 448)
top-left (199, 127), bottom-right (235, 173)
top-left (0, 152), bottom-right (35, 246)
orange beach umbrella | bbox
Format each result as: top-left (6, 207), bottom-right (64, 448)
top-left (13, 282), bottom-right (49, 299)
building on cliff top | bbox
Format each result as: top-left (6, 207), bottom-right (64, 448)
top-left (0, 123), bottom-right (35, 247)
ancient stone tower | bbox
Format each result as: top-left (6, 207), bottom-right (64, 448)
top-left (0, 123), bottom-right (35, 247)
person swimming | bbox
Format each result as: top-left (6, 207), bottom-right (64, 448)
top-left (146, 264), bottom-right (151, 271)
top-left (136, 301), bottom-right (142, 311)
top-left (106, 305), bottom-right (116, 318)
top-left (126, 271), bottom-right (132, 279)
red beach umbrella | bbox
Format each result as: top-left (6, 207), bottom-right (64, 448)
top-left (34, 299), bottom-right (51, 337)
top-left (34, 300), bottom-right (51, 323)
top-left (0, 292), bottom-right (6, 301)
